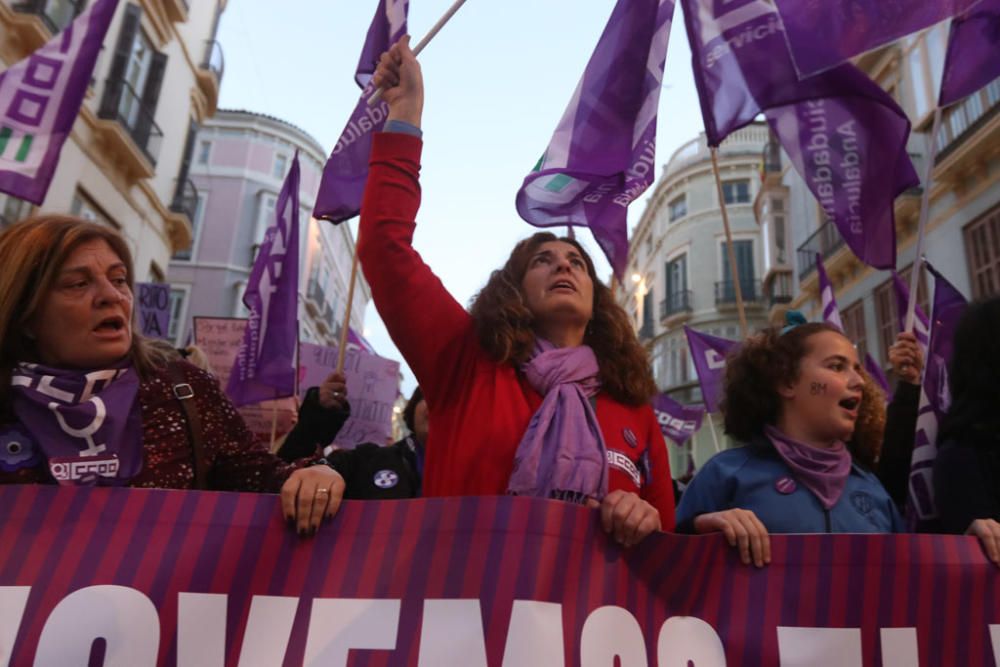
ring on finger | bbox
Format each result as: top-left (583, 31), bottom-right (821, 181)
top-left (316, 488), bottom-right (329, 496)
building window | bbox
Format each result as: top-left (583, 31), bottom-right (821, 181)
top-left (197, 140), bottom-right (212, 165)
top-left (0, 193), bottom-right (32, 228)
top-left (71, 190), bottom-right (118, 228)
top-left (173, 192), bottom-right (206, 261)
top-left (841, 300), bottom-right (868, 363)
top-left (665, 335), bottom-right (690, 389)
top-left (874, 265), bottom-right (928, 362)
top-left (964, 205), bottom-right (1000, 299)
top-left (167, 288), bottom-right (186, 343)
top-left (664, 254), bottom-right (688, 316)
top-left (722, 179), bottom-right (751, 204)
top-left (668, 195), bottom-right (687, 222)
top-left (273, 154), bottom-right (288, 179)
top-left (719, 239), bottom-right (755, 301)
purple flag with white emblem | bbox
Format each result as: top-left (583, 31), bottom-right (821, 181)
top-left (681, 0), bottom-right (919, 270)
top-left (684, 326), bottom-right (739, 413)
top-left (907, 263), bottom-right (968, 527)
top-left (864, 353), bottom-right (892, 402)
top-left (892, 270), bottom-right (931, 354)
top-left (815, 254), bottom-right (843, 331)
top-left (516, 0), bottom-right (676, 279)
top-left (652, 393), bottom-right (705, 447)
top-left (314, 0), bottom-right (408, 224)
top-left (227, 154), bottom-right (301, 406)
top-left (0, 0), bottom-right (119, 204)
top-left (772, 0), bottom-right (979, 78)
top-left (939, 0), bottom-right (1000, 107)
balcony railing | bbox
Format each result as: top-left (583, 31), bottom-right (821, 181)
top-left (715, 279), bottom-right (762, 305)
top-left (13, 0), bottom-right (83, 34)
top-left (201, 39), bottom-right (225, 83)
top-left (638, 320), bottom-right (654, 341)
top-left (937, 77), bottom-right (1000, 163)
top-left (796, 220), bottom-right (845, 278)
top-left (761, 140), bottom-right (782, 174)
top-left (765, 280), bottom-right (793, 307)
top-left (659, 289), bottom-right (693, 320)
top-left (169, 177), bottom-right (198, 222)
top-left (97, 78), bottom-right (163, 165)
top-left (307, 278), bottom-right (325, 308)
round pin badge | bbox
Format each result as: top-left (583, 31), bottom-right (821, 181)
top-left (622, 428), bottom-right (638, 449)
top-left (775, 476), bottom-right (797, 495)
top-left (373, 470), bottom-right (399, 489)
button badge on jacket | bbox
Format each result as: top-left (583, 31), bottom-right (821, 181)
top-left (775, 476), bottom-right (797, 495)
top-left (622, 427), bottom-right (638, 449)
top-left (374, 469), bottom-right (399, 489)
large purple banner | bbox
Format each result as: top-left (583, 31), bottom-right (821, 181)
top-left (1, 486), bottom-right (999, 665)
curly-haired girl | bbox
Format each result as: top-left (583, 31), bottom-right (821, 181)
top-left (358, 37), bottom-right (674, 546)
top-left (676, 319), bottom-right (902, 566)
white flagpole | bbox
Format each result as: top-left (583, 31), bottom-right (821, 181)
top-left (368, 0), bottom-right (470, 106)
top-left (905, 106), bottom-right (943, 332)
top-left (706, 413), bottom-right (722, 454)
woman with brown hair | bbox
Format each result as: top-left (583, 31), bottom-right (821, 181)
top-left (0, 215), bottom-right (343, 536)
top-left (676, 318), bottom-right (902, 567)
top-left (360, 38), bottom-right (673, 547)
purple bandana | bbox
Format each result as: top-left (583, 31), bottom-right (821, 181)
top-left (6, 361), bottom-right (143, 485)
top-left (765, 424), bottom-right (851, 510)
top-left (507, 340), bottom-right (608, 504)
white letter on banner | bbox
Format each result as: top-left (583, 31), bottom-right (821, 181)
top-left (418, 599), bottom-right (488, 667)
top-left (236, 596), bottom-right (299, 667)
top-left (303, 599), bottom-right (400, 666)
top-left (657, 616), bottom-right (726, 666)
top-left (0, 586), bottom-right (30, 667)
top-left (990, 625), bottom-right (1000, 663)
top-left (35, 585), bottom-right (158, 667)
top-left (776, 627), bottom-right (862, 666)
top-left (178, 593), bottom-right (227, 667)
top-left (880, 627), bottom-right (919, 667)
top-left (501, 601), bottom-right (565, 667)
top-left (580, 606), bottom-right (648, 667)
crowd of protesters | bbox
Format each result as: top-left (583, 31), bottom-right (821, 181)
top-left (0, 35), bottom-right (996, 565)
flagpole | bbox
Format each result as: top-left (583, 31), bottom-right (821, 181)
top-left (336, 247), bottom-right (361, 374)
top-left (269, 400), bottom-right (279, 451)
top-left (710, 147), bottom-right (749, 338)
top-left (904, 106), bottom-right (943, 333)
top-left (368, 0), bottom-right (470, 106)
top-left (706, 412), bottom-right (722, 454)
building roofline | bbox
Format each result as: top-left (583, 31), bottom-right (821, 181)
top-left (212, 108), bottom-right (328, 158)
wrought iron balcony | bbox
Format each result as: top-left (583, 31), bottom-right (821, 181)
top-left (761, 140), bottom-right (782, 174)
top-left (638, 320), bottom-right (654, 341)
top-left (13, 0), bottom-right (83, 34)
top-left (97, 78), bottom-right (163, 166)
top-left (201, 39), bottom-right (225, 83)
top-left (715, 279), bottom-right (762, 305)
top-left (659, 289), bottom-right (693, 320)
top-left (796, 220), bottom-right (845, 279)
top-left (937, 77), bottom-right (1000, 163)
top-left (169, 177), bottom-right (198, 222)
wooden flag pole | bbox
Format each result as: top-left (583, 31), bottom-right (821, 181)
top-left (269, 400), bottom-right (279, 451)
top-left (368, 0), bottom-right (470, 106)
top-left (905, 106), bottom-right (943, 332)
top-left (706, 412), bottom-right (722, 454)
top-left (710, 147), bottom-right (749, 339)
top-left (336, 246), bottom-right (361, 374)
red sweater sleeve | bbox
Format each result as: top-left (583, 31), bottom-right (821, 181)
top-left (640, 406), bottom-right (676, 531)
top-left (358, 133), bottom-right (478, 409)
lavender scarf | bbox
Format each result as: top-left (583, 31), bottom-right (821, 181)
top-left (507, 339), bottom-right (608, 504)
top-left (765, 424), bottom-right (852, 510)
top-left (5, 361), bottom-right (143, 485)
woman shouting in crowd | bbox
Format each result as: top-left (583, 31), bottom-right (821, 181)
top-left (360, 37), bottom-right (674, 546)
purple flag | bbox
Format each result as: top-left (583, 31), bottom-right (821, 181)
top-left (892, 270), bottom-right (930, 353)
top-left (652, 393), bottom-right (706, 447)
top-left (515, 0), bottom-right (676, 279)
top-left (0, 0), bottom-right (119, 204)
top-left (939, 0), bottom-right (1000, 107)
top-left (815, 253), bottom-right (843, 331)
top-left (227, 154), bottom-right (301, 406)
top-left (347, 327), bottom-right (376, 355)
top-left (684, 326), bottom-right (739, 413)
top-left (314, 1), bottom-right (408, 224)
top-left (907, 263), bottom-right (968, 526)
top-left (681, 0), bottom-right (919, 270)
top-left (773, 0), bottom-right (977, 78)
top-left (864, 353), bottom-right (892, 402)
top-left (135, 282), bottom-right (171, 340)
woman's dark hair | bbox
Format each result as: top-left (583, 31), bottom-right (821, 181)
top-left (938, 297), bottom-right (1000, 443)
top-left (468, 232), bottom-right (656, 405)
top-left (402, 386), bottom-right (424, 433)
top-left (721, 322), bottom-right (885, 465)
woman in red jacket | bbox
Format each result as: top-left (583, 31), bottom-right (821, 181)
top-left (359, 37), bottom-right (674, 547)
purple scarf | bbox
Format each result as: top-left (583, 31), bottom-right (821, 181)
top-left (507, 339), bottom-right (608, 504)
top-left (765, 424), bottom-right (852, 510)
top-left (5, 361), bottom-right (143, 485)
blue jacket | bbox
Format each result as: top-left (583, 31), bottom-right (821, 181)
top-left (676, 439), bottom-right (903, 534)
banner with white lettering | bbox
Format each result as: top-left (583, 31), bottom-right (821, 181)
top-left (135, 282), bottom-right (171, 340)
top-left (2, 486), bottom-right (998, 665)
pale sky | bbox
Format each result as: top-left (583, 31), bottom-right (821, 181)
top-left (217, 0), bottom-right (705, 393)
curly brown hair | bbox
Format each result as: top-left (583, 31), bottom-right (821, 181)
top-left (721, 322), bottom-right (885, 466)
top-left (468, 232), bottom-right (656, 406)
